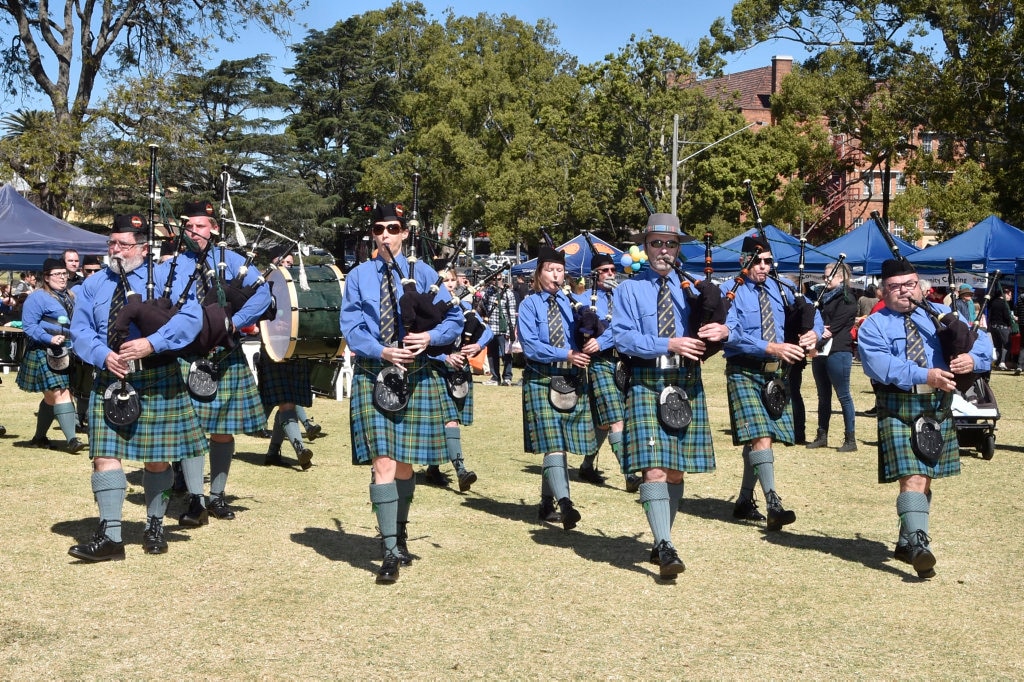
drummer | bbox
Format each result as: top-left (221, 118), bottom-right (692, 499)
top-left (340, 202), bottom-right (463, 584)
top-left (178, 199), bottom-right (272, 524)
top-left (16, 258), bottom-right (84, 453)
top-left (257, 245), bottom-right (317, 468)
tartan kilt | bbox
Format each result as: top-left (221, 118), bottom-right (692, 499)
top-left (521, 364), bottom-right (596, 457)
top-left (875, 391), bottom-right (960, 483)
top-left (433, 361), bottom-right (475, 426)
top-left (16, 347), bottom-right (70, 393)
top-left (349, 357), bottom-right (449, 466)
top-left (621, 364), bottom-right (715, 474)
top-left (588, 355), bottom-right (625, 426)
top-left (89, 365), bottom-right (207, 462)
top-left (725, 363), bottom-right (795, 446)
top-left (182, 344), bottom-right (264, 435)
top-left (256, 354), bottom-right (313, 408)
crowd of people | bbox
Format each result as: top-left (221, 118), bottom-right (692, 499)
top-left (0, 204), bottom-right (1002, 584)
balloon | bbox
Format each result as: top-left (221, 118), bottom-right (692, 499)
top-left (629, 245), bottom-right (640, 257)
top-left (639, 251), bottom-right (648, 262)
top-left (620, 254), bottom-right (633, 269)
top-left (631, 262), bottom-right (641, 272)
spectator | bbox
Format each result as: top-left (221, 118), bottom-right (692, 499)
top-left (988, 287), bottom-right (1013, 370)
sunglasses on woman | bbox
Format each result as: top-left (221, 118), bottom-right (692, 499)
top-left (372, 223), bottom-right (404, 236)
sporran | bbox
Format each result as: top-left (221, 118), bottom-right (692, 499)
top-left (445, 365), bottom-right (471, 400)
top-left (103, 380), bottom-right (141, 427)
top-left (373, 365), bottom-right (409, 412)
top-left (187, 358), bottom-right (219, 401)
top-left (910, 415), bottom-right (944, 465)
top-left (548, 373), bottom-right (580, 412)
top-left (762, 376), bottom-right (789, 420)
top-left (657, 385), bottom-right (692, 430)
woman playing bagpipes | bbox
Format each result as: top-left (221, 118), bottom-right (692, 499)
top-left (339, 202), bottom-right (463, 584)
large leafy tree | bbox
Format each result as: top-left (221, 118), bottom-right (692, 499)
top-left (0, 0), bottom-right (303, 217)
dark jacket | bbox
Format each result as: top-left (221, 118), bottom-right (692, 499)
top-left (817, 285), bottom-right (857, 354)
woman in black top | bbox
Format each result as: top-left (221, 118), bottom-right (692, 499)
top-left (807, 262), bottom-right (858, 451)
top-left (987, 288), bottom-right (1013, 370)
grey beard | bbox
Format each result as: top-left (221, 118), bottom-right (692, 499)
top-left (109, 254), bottom-right (145, 275)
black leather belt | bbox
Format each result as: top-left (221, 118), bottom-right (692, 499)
top-left (594, 348), bottom-right (619, 361)
top-left (873, 382), bottom-right (936, 395)
top-left (727, 356), bottom-right (781, 373)
top-left (629, 354), bottom-right (682, 369)
top-left (140, 355), bottom-right (177, 370)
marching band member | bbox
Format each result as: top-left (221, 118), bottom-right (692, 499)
top-left (518, 246), bottom-right (595, 530)
top-left (178, 199), bottom-right (272, 524)
top-left (612, 213), bottom-right (729, 578)
top-left (340, 203), bottom-right (463, 584)
top-left (423, 268), bottom-right (492, 491)
top-left (17, 257), bottom-right (84, 453)
top-left (68, 214), bottom-right (204, 561)
top-left (721, 235), bottom-right (821, 530)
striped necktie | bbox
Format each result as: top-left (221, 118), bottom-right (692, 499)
top-left (379, 263), bottom-right (396, 344)
top-left (904, 314), bottom-right (928, 367)
top-left (547, 294), bottom-right (565, 348)
top-left (757, 284), bottom-right (776, 342)
top-left (657, 277), bottom-right (675, 337)
top-left (107, 279), bottom-right (125, 348)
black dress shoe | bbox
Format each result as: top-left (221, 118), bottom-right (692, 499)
top-left (296, 445), bottom-right (313, 471)
top-left (558, 497), bottom-right (581, 531)
top-left (900, 530), bottom-right (936, 578)
top-left (732, 496), bottom-right (767, 522)
top-left (65, 437), bottom-right (86, 454)
top-left (578, 466), bottom-right (606, 485)
top-left (376, 554), bottom-right (401, 584)
top-left (625, 474), bottom-right (642, 494)
top-left (424, 465), bottom-right (450, 487)
top-left (304, 422), bottom-right (322, 440)
top-left (649, 546), bottom-right (661, 565)
top-left (457, 469), bottom-right (477, 492)
top-left (538, 496), bottom-right (562, 523)
top-left (142, 516), bottom-right (168, 554)
top-left (179, 494), bottom-right (209, 527)
top-left (765, 490), bottom-right (796, 531)
top-left (264, 450), bottom-right (284, 466)
top-left (655, 540), bottom-right (685, 579)
top-left (68, 522), bottom-right (125, 562)
top-left (395, 524), bottom-right (413, 567)
top-left (27, 436), bottom-right (50, 448)
top-left (208, 494), bottom-right (236, 520)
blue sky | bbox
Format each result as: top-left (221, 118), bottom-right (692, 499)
top-left (214, 1), bottom-right (809, 79)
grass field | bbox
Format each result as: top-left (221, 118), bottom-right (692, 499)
top-left (1, 356), bottom-right (1022, 679)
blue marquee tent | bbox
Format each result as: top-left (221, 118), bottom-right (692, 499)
top-left (705, 225), bottom-right (832, 274)
top-left (907, 215), bottom-right (1024, 276)
top-left (812, 220), bottom-right (920, 276)
top-left (511, 233), bottom-right (624, 276)
top-left (0, 184), bottom-right (108, 270)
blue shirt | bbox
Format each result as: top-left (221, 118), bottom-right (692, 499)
top-left (340, 254), bottom-right (463, 359)
top-left (517, 289), bottom-right (581, 364)
top-left (21, 288), bottom-right (74, 345)
top-left (858, 303), bottom-right (993, 390)
top-left (71, 260), bottom-right (203, 369)
top-left (721, 276), bottom-right (823, 359)
top-left (429, 301), bottom-right (494, 362)
top-left (611, 268), bottom-right (690, 359)
top-left (182, 247), bottom-right (271, 329)
top-left (571, 286), bottom-right (615, 352)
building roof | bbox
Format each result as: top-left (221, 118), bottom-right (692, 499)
top-left (698, 65), bottom-right (774, 113)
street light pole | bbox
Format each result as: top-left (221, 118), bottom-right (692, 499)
top-left (671, 120), bottom-right (765, 216)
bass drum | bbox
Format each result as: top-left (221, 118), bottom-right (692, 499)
top-left (0, 326), bottom-right (26, 367)
top-left (260, 265), bottom-right (346, 362)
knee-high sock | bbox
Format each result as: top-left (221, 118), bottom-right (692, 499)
top-left (280, 409), bottom-right (304, 454)
top-left (34, 400), bottom-right (54, 440)
top-left (896, 491), bottom-right (930, 544)
top-left (395, 476), bottom-right (415, 525)
top-left (370, 482), bottom-right (399, 553)
top-left (445, 425), bottom-right (466, 473)
top-left (667, 480), bottom-right (684, 528)
top-left (738, 444), bottom-right (756, 500)
top-left (209, 440), bottom-right (233, 497)
top-left (295, 404), bottom-right (309, 425)
top-left (92, 469), bottom-right (126, 542)
top-left (53, 401), bottom-right (77, 441)
top-left (179, 453), bottom-right (207, 503)
top-left (639, 481), bottom-right (672, 546)
top-left (748, 447), bottom-right (777, 495)
top-left (144, 467), bottom-right (173, 519)
top-left (608, 430), bottom-right (623, 463)
top-left (542, 453), bottom-right (570, 501)
top-left (269, 411), bottom-right (284, 449)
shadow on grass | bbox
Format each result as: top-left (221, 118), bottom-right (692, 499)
top-left (528, 526), bottom-right (662, 581)
top-left (52, 517), bottom-right (192, 552)
top-left (291, 519), bottom-right (382, 577)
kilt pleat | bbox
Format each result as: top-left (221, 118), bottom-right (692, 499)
top-left (875, 391), bottom-right (959, 483)
top-left (257, 354), bottom-right (313, 408)
top-left (587, 355), bottom-right (625, 426)
top-left (349, 357), bottom-right (449, 466)
top-left (725, 363), bottom-right (795, 445)
top-left (89, 365), bottom-right (208, 462)
top-left (434, 362), bottom-right (474, 426)
top-left (16, 348), bottom-right (70, 393)
top-left (184, 345), bottom-right (264, 434)
top-left (621, 364), bottom-right (715, 474)
top-left (521, 364), bottom-right (596, 457)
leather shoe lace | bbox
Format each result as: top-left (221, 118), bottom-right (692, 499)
top-left (68, 520), bottom-right (125, 562)
top-left (208, 494), bottom-right (236, 520)
top-left (655, 540), bottom-right (685, 579)
top-left (900, 529), bottom-right (936, 578)
top-left (143, 516), bottom-right (168, 554)
top-left (765, 490), bottom-right (797, 531)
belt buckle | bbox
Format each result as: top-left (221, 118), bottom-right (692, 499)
top-left (657, 354), bottom-right (680, 370)
top-left (763, 361), bottom-right (780, 372)
top-left (914, 383), bottom-right (935, 394)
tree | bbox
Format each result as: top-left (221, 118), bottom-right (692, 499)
top-left (0, 0), bottom-right (303, 217)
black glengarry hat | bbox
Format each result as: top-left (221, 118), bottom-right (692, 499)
top-left (112, 213), bottom-right (148, 234)
top-left (591, 253), bottom-right (615, 271)
top-left (536, 246), bottom-right (565, 269)
top-left (880, 258), bottom-right (916, 279)
top-left (740, 233), bottom-right (770, 255)
top-left (371, 203), bottom-right (406, 226)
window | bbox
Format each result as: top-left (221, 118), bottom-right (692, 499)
top-left (861, 171), bottom-right (874, 198)
top-left (895, 172), bottom-right (907, 195)
top-left (920, 133), bottom-right (933, 154)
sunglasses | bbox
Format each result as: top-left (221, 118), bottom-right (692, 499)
top-left (596, 267), bottom-right (617, 274)
top-left (372, 223), bottom-right (404, 236)
top-left (647, 239), bottom-right (680, 250)
top-left (751, 256), bottom-right (774, 265)
top-left (83, 267), bottom-right (102, 273)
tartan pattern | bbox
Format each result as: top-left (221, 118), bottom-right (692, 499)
top-left (657, 277), bottom-right (675, 337)
top-left (349, 357), bottom-right (449, 466)
top-left (256, 354), bottom-right (313, 408)
top-left (88, 365), bottom-right (207, 462)
top-left (757, 284), bottom-right (776, 341)
top-left (434, 362), bottom-right (475, 426)
top-left (620, 364), bottom-right (715, 474)
top-left (521, 364), bottom-right (596, 456)
top-left (184, 344), bottom-right (264, 434)
top-left (725, 363), bottom-right (795, 445)
top-left (15, 347), bottom-right (70, 393)
top-left (587, 355), bottom-right (624, 426)
top-left (875, 391), bottom-right (960, 483)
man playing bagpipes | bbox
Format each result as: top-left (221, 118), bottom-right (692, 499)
top-left (68, 214), bottom-right (206, 561)
top-left (176, 199), bottom-right (273, 525)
